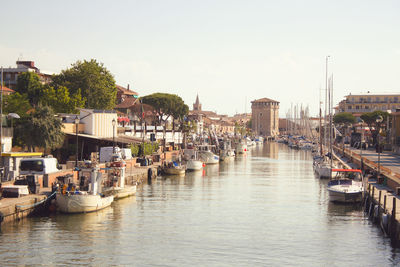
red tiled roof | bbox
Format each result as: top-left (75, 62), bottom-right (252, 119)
top-left (1, 86), bottom-right (15, 93)
top-left (251, 97), bottom-right (279, 103)
top-left (115, 97), bottom-right (138, 109)
top-left (116, 85), bottom-right (138, 96)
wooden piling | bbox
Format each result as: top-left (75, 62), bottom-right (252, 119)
top-left (384, 195), bottom-right (387, 213)
top-left (393, 197), bottom-right (397, 221)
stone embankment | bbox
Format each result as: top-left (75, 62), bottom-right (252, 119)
top-left (332, 145), bottom-right (400, 247)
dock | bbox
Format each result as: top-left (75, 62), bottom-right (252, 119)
top-left (332, 144), bottom-right (400, 246)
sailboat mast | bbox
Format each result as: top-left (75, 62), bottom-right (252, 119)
top-left (324, 56), bottom-right (330, 153)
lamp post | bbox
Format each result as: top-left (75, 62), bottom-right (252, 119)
top-left (74, 115), bottom-right (80, 168)
top-left (376, 115), bottom-right (383, 178)
top-left (359, 119), bottom-right (364, 171)
top-left (112, 118), bottom-right (116, 154)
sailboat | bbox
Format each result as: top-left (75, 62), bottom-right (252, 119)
top-left (315, 56), bottom-right (337, 179)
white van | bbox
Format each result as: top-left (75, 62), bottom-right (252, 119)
top-left (19, 157), bottom-right (61, 175)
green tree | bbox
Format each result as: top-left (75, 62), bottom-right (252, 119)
top-left (14, 105), bottom-right (64, 152)
top-left (333, 112), bottom-right (356, 125)
top-left (40, 85), bottom-right (85, 113)
top-left (2, 92), bottom-right (32, 117)
top-left (16, 72), bottom-right (43, 106)
top-left (141, 93), bottom-right (189, 124)
top-left (360, 111), bottom-right (390, 145)
top-left (52, 59), bottom-right (117, 109)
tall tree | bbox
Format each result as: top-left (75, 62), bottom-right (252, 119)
top-left (2, 92), bottom-right (32, 117)
top-left (52, 59), bottom-right (117, 109)
top-left (16, 72), bottom-right (43, 106)
top-left (360, 110), bottom-right (390, 145)
top-left (141, 93), bottom-right (189, 124)
top-left (333, 112), bottom-right (356, 125)
top-left (14, 106), bottom-right (64, 152)
top-left (40, 85), bottom-right (85, 113)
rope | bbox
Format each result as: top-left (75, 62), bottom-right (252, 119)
top-left (15, 191), bottom-right (57, 210)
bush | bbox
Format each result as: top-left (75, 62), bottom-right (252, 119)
top-left (131, 142), bottom-right (159, 157)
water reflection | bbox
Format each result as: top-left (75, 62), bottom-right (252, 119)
top-left (1, 142), bottom-right (400, 266)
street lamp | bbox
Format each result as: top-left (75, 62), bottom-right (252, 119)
top-left (359, 119), bottom-right (364, 171)
top-left (74, 115), bottom-right (80, 168)
top-left (112, 118), bottom-right (116, 154)
top-left (376, 115), bottom-right (383, 179)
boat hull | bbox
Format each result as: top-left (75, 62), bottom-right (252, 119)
top-left (56, 193), bottom-right (114, 213)
top-left (327, 188), bottom-right (363, 203)
top-left (163, 167), bottom-right (186, 175)
top-left (103, 186), bottom-right (136, 199)
top-left (186, 160), bottom-right (203, 171)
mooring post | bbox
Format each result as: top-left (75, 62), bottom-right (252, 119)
top-left (379, 191), bottom-right (382, 206)
top-left (372, 186), bottom-right (375, 199)
top-left (384, 195), bottom-right (387, 213)
top-left (393, 197), bottom-right (396, 221)
top-left (368, 184), bottom-right (371, 196)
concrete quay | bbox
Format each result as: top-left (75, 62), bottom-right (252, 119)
top-left (332, 145), bottom-right (400, 246)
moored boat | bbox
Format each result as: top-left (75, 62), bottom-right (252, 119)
top-left (327, 169), bottom-right (364, 203)
top-left (56, 166), bottom-right (114, 213)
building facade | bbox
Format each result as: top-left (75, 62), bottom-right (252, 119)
top-left (251, 98), bottom-right (279, 137)
top-left (2, 61), bottom-right (52, 89)
top-left (336, 93), bottom-right (400, 114)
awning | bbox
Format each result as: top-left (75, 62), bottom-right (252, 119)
top-left (66, 133), bottom-right (143, 144)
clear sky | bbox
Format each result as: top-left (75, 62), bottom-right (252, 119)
top-left (1, 0), bottom-right (399, 117)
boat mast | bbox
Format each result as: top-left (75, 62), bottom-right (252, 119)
top-left (324, 56), bottom-right (330, 154)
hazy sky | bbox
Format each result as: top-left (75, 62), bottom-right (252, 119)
top-left (1, 0), bottom-right (399, 117)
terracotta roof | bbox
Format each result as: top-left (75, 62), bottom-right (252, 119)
top-left (1, 86), bottom-right (15, 93)
top-left (115, 97), bottom-right (138, 109)
top-left (251, 97), bottom-right (279, 103)
top-left (189, 110), bottom-right (218, 117)
top-left (116, 85), bottom-right (138, 96)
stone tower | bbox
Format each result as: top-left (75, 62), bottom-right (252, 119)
top-left (251, 98), bottom-right (279, 137)
top-left (193, 94), bottom-right (202, 111)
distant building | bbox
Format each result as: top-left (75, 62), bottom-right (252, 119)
top-left (193, 94), bottom-right (202, 111)
top-left (251, 98), bottom-right (279, 137)
top-left (336, 93), bottom-right (400, 115)
top-left (116, 84), bottom-right (138, 104)
top-left (1, 60), bottom-right (52, 89)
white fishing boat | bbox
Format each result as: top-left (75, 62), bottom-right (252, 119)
top-left (183, 149), bottom-right (204, 171)
top-left (235, 140), bottom-right (247, 154)
top-left (186, 159), bottom-right (204, 171)
top-left (219, 139), bottom-right (235, 161)
top-left (219, 149), bottom-right (235, 161)
top-left (163, 161), bottom-right (186, 175)
top-left (198, 145), bottom-right (219, 164)
top-left (327, 169), bottom-right (364, 203)
top-left (56, 166), bottom-right (114, 213)
top-left (56, 192), bottom-right (114, 213)
top-left (103, 160), bottom-right (136, 200)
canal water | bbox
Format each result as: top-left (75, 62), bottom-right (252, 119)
top-left (1, 143), bottom-right (399, 266)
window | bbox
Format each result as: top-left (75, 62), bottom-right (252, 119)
top-left (20, 160), bottom-right (44, 172)
top-left (395, 97), bottom-right (398, 103)
top-left (365, 106), bottom-right (369, 110)
top-left (368, 97), bottom-right (371, 102)
top-left (376, 97), bottom-right (380, 102)
top-left (348, 106), bottom-right (352, 110)
top-left (355, 106), bottom-right (359, 110)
